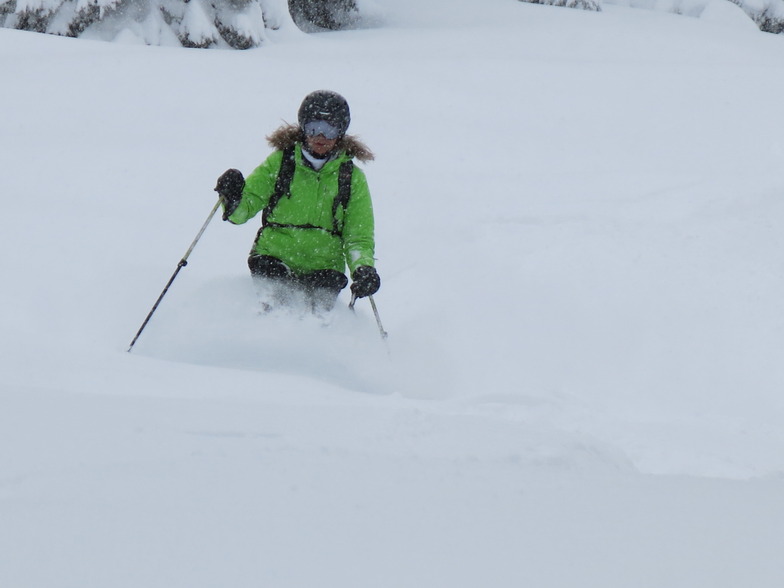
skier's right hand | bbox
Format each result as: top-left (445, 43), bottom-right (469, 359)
top-left (215, 168), bottom-right (245, 219)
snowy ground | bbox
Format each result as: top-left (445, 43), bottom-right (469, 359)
top-left (2, 0), bottom-right (784, 586)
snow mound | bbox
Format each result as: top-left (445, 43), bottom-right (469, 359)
top-left (699, 0), bottom-right (760, 30)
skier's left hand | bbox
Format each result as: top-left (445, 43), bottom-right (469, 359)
top-left (351, 266), bottom-right (380, 298)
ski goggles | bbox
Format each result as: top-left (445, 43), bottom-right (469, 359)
top-left (303, 120), bottom-right (341, 140)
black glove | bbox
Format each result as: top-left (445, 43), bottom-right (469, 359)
top-left (215, 168), bottom-right (245, 219)
top-left (351, 266), bottom-right (380, 298)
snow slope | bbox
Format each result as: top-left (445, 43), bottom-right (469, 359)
top-left (2, 0), bottom-right (784, 586)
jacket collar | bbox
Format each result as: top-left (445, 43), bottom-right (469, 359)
top-left (295, 143), bottom-right (347, 173)
top-left (267, 123), bottom-right (375, 163)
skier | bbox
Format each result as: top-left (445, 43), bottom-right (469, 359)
top-left (214, 90), bottom-right (380, 314)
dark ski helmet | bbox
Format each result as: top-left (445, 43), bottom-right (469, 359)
top-left (298, 90), bottom-right (351, 138)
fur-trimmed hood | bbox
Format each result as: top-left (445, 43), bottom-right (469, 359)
top-left (266, 124), bottom-right (375, 163)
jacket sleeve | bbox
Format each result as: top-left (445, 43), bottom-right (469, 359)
top-left (342, 166), bottom-right (376, 274)
top-left (226, 151), bottom-right (283, 225)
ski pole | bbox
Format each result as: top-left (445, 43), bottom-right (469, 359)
top-left (349, 293), bottom-right (388, 340)
top-left (127, 198), bottom-right (222, 352)
top-left (368, 295), bottom-right (389, 340)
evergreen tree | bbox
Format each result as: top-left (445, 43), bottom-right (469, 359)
top-left (0, 0), bottom-right (358, 47)
top-left (521, 0), bottom-right (601, 11)
top-left (288, 0), bottom-right (357, 31)
top-left (731, 0), bottom-right (784, 33)
top-left (519, 0), bottom-right (784, 32)
top-left (6, 0), bottom-right (782, 46)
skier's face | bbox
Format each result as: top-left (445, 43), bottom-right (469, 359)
top-left (306, 134), bottom-right (338, 156)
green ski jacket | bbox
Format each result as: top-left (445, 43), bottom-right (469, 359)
top-left (226, 129), bottom-right (376, 276)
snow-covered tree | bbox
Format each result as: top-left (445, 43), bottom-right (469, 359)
top-left (288, 0), bottom-right (357, 31)
top-left (0, 0), bottom-right (358, 47)
top-left (7, 0), bottom-right (781, 45)
top-left (521, 0), bottom-right (601, 11)
top-left (731, 0), bottom-right (784, 32)
top-left (519, 0), bottom-right (784, 33)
